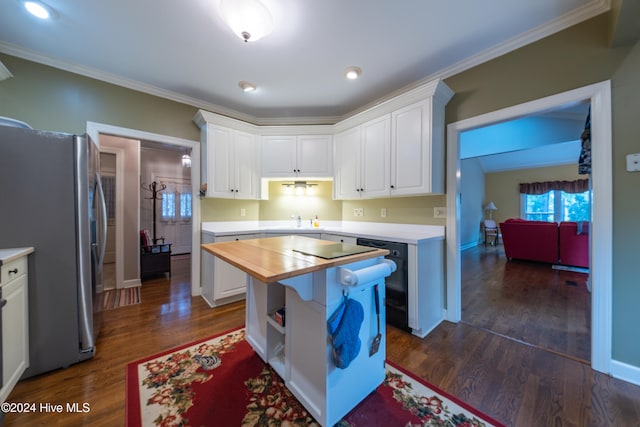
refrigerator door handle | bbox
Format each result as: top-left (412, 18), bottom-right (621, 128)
top-left (95, 173), bottom-right (107, 270)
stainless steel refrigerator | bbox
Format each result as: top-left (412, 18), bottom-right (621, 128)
top-left (0, 124), bottom-right (106, 378)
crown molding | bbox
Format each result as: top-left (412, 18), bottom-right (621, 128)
top-left (0, 41), bottom-right (261, 122)
top-left (0, 0), bottom-right (610, 126)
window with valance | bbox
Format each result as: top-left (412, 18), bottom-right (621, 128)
top-left (519, 179), bottom-right (589, 195)
top-left (520, 179), bottom-right (590, 222)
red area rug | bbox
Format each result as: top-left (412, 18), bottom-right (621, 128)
top-left (126, 328), bottom-right (505, 427)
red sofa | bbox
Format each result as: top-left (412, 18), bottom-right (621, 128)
top-left (559, 222), bottom-right (589, 268)
top-left (499, 219), bottom-right (559, 264)
top-left (499, 219), bottom-right (589, 267)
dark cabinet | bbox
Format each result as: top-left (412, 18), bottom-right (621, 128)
top-left (140, 244), bottom-right (172, 280)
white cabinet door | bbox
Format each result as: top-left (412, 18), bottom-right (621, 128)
top-left (206, 125), bottom-right (259, 199)
top-left (213, 234), bottom-right (256, 300)
top-left (296, 135), bottom-right (332, 177)
top-left (391, 100), bottom-right (442, 195)
top-left (1, 260), bottom-right (29, 403)
top-left (207, 124), bottom-right (235, 198)
top-left (335, 116), bottom-right (390, 200)
top-left (334, 127), bottom-right (362, 199)
top-left (361, 115), bottom-right (391, 198)
top-left (262, 136), bottom-right (297, 177)
top-left (262, 135), bottom-right (332, 178)
top-left (234, 130), bottom-right (259, 199)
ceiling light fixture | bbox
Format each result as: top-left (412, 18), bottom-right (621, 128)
top-left (238, 81), bottom-right (256, 92)
top-left (344, 66), bottom-right (362, 80)
top-left (219, 0), bottom-right (274, 43)
top-left (181, 150), bottom-right (192, 168)
top-left (24, 1), bottom-right (54, 19)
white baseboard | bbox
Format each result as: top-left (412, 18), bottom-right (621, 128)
top-left (610, 359), bottom-right (640, 387)
top-left (461, 241), bottom-right (479, 251)
top-left (123, 278), bottom-right (141, 288)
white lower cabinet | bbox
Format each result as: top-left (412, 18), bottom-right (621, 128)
top-left (1, 252), bottom-right (30, 403)
top-left (408, 239), bottom-right (444, 338)
top-left (201, 233), bottom-right (256, 307)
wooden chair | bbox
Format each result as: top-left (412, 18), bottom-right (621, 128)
top-left (484, 219), bottom-right (499, 245)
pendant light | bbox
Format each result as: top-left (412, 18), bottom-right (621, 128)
top-left (182, 151), bottom-right (192, 168)
top-left (219, 0), bottom-right (274, 43)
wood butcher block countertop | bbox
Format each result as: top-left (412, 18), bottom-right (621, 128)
top-left (202, 235), bottom-right (389, 284)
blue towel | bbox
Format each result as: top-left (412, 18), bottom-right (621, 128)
top-left (328, 297), bottom-right (364, 369)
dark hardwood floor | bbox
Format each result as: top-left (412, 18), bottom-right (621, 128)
top-left (5, 255), bottom-right (640, 426)
top-left (461, 243), bottom-right (591, 362)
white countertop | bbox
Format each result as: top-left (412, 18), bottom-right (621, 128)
top-left (0, 247), bottom-right (34, 265)
top-left (201, 221), bottom-right (444, 245)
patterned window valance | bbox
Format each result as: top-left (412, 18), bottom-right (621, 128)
top-left (519, 179), bottom-right (589, 195)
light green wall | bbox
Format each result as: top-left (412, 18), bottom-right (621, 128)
top-left (444, 14), bottom-right (629, 124)
top-left (442, 13), bottom-right (639, 366)
top-left (0, 54), bottom-right (200, 140)
top-left (610, 39), bottom-right (640, 365)
top-left (485, 164), bottom-right (585, 224)
top-left (342, 195), bottom-right (446, 225)
top-left (200, 198), bottom-right (260, 222)
top-left (201, 182), bottom-right (445, 226)
top-left (259, 181), bottom-right (342, 222)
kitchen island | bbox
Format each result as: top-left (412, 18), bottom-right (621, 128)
top-left (202, 235), bottom-right (394, 426)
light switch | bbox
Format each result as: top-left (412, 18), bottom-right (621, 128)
top-left (626, 153), bottom-right (640, 172)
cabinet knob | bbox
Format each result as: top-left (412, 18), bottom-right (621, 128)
top-left (390, 185), bottom-right (395, 189)
top-left (8, 268), bottom-right (18, 275)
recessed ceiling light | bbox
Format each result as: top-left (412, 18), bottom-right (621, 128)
top-left (238, 81), bottom-right (256, 92)
top-left (344, 66), bottom-right (362, 80)
top-left (24, 1), bottom-right (54, 19)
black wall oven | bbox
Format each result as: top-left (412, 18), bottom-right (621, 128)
top-left (356, 238), bottom-right (410, 331)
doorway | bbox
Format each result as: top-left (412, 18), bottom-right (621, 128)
top-left (445, 81), bottom-right (613, 374)
top-left (140, 141), bottom-right (193, 256)
top-left (87, 122), bottom-right (201, 295)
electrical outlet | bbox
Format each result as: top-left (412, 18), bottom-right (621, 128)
top-left (380, 208), bottom-right (387, 218)
top-left (353, 208), bottom-right (364, 217)
top-left (240, 208), bottom-right (246, 217)
top-left (434, 207), bottom-right (446, 218)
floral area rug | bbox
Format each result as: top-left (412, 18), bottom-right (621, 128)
top-left (126, 328), bottom-right (506, 427)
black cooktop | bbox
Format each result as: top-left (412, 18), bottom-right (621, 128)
top-left (291, 243), bottom-right (376, 259)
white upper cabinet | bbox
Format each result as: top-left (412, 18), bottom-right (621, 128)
top-left (262, 135), bottom-right (332, 178)
top-left (333, 79), bottom-right (452, 199)
top-left (194, 79), bottom-right (453, 201)
top-left (205, 123), bottom-right (259, 199)
top-left (391, 99), bottom-right (442, 195)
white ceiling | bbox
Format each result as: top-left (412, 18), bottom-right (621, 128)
top-left (0, 0), bottom-right (609, 124)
